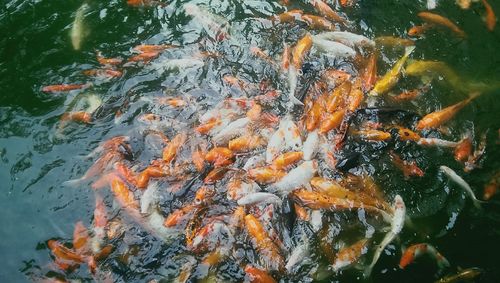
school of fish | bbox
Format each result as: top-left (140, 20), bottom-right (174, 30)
top-left (37, 0), bottom-right (499, 282)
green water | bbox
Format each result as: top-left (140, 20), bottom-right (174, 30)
top-left (0, 0), bottom-right (499, 282)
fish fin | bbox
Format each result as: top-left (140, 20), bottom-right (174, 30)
top-left (404, 45), bottom-right (416, 57)
top-left (289, 95), bottom-right (304, 106)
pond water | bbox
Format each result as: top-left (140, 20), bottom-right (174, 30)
top-left (0, 0), bottom-right (499, 282)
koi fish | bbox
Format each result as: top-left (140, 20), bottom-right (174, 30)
top-left (271, 9), bottom-right (303, 24)
top-left (270, 160), bottom-right (317, 195)
top-left (96, 52), bottom-right (122, 66)
top-left (332, 239), bottom-right (369, 272)
top-left (312, 37), bottom-right (357, 58)
top-left (301, 14), bottom-right (336, 30)
top-left (205, 147), bottom-right (234, 167)
top-left (285, 241), bottom-right (310, 273)
top-left (390, 151), bottom-right (425, 178)
top-left (315, 31), bottom-right (375, 49)
top-left (374, 36), bottom-right (415, 48)
top-left (82, 69), bottom-right (123, 79)
top-left (454, 137), bottom-right (472, 162)
top-left (237, 192), bottom-right (282, 206)
top-left (353, 129), bottom-right (392, 142)
top-left (408, 23), bottom-right (434, 37)
top-left (418, 12), bottom-right (466, 38)
top-left (303, 130), bottom-right (320, 160)
top-left (369, 46), bottom-right (415, 96)
top-left (163, 133), bottom-right (187, 163)
top-left (418, 137), bottom-right (459, 148)
top-left (361, 52), bottom-right (378, 92)
top-left (244, 214), bottom-right (285, 271)
top-left (440, 165), bottom-right (483, 208)
top-left (42, 83), bottom-right (89, 93)
top-left (416, 93), bottom-right (479, 130)
top-left (248, 166), bottom-right (286, 184)
top-left (364, 195), bottom-right (406, 278)
top-left (399, 243), bottom-right (450, 269)
top-left (310, 0), bottom-right (346, 24)
top-left (212, 117), bottom-right (250, 144)
top-left (483, 172), bottom-right (499, 200)
top-left (133, 44), bottom-right (176, 53)
top-left (245, 265), bottom-right (277, 283)
top-left (435, 267), bottom-right (483, 283)
top-left (292, 33), bottom-right (313, 69)
top-left (456, 0), bottom-right (472, 9)
top-left (71, 3), bottom-right (89, 51)
top-left (482, 0), bottom-right (497, 31)
top-left (60, 111), bottom-right (92, 124)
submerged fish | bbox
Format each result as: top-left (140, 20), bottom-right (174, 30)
top-left (418, 12), bottom-right (466, 38)
top-left (364, 195), bottom-right (406, 277)
top-left (71, 3), bottom-right (90, 51)
top-left (399, 243), bottom-right (450, 269)
top-left (435, 267), bottom-right (483, 283)
top-left (440, 165), bottom-right (483, 208)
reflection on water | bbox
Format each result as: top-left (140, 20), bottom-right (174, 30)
top-left (0, 0), bottom-right (499, 282)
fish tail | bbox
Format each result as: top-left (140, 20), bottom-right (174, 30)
top-left (404, 46), bottom-right (416, 58)
top-left (63, 177), bottom-right (85, 187)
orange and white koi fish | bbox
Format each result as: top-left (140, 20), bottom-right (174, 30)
top-left (228, 134), bottom-right (266, 152)
top-left (416, 93), bottom-right (479, 130)
top-left (244, 214), bottom-right (285, 271)
top-left (399, 243), bottom-right (450, 269)
top-left (353, 129), bottom-right (392, 142)
top-left (364, 195), bottom-right (405, 277)
top-left (42, 83), bottom-right (90, 93)
top-left (418, 137), bottom-right (459, 148)
top-left (272, 151), bottom-right (303, 169)
top-left (332, 239), bottom-right (369, 272)
top-left (482, 0), bottom-right (497, 31)
top-left (82, 69), bottom-right (122, 78)
top-left (390, 151), bottom-right (424, 178)
top-left (418, 12), bottom-right (466, 37)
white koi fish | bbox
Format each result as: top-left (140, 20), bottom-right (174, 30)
top-left (440, 165), bottom-right (483, 208)
top-left (237, 192), bottom-right (282, 206)
top-left (312, 37), bottom-right (357, 58)
top-left (71, 3), bottom-right (90, 51)
top-left (315, 31), bottom-right (375, 49)
top-left (364, 195), bottom-right (406, 277)
top-left (212, 117), bottom-right (250, 144)
top-left (303, 130), bottom-right (320, 160)
top-left (270, 160), bottom-right (317, 195)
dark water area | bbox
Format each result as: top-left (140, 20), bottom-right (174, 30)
top-left (0, 0), bottom-right (499, 282)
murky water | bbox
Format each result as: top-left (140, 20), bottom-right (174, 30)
top-left (1, 0), bottom-right (499, 282)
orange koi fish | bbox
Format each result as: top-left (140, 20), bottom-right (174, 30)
top-left (204, 167), bottom-right (230, 184)
top-left (416, 93), bottom-right (479, 130)
top-left (292, 33), bottom-right (313, 69)
top-left (281, 43), bottom-right (291, 71)
top-left (48, 240), bottom-right (85, 270)
top-left (482, 0), bottom-right (497, 31)
top-left (322, 68), bottom-right (351, 87)
top-left (305, 96), bottom-right (325, 131)
top-left (82, 69), bottom-right (122, 78)
top-left (326, 81), bottom-right (351, 113)
top-left (72, 222), bottom-right (90, 255)
top-left (408, 23), bottom-right (434, 37)
top-left (128, 51), bottom-right (160, 62)
top-left (42, 83), bottom-right (89, 93)
top-left (228, 135), bottom-right (266, 152)
top-left (392, 88), bottom-right (425, 101)
top-left (133, 44), bottom-right (176, 53)
top-left (483, 172), bottom-right (499, 200)
top-left (310, 0), bottom-right (346, 24)
top-left (400, 243), bottom-right (450, 269)
top-left (136, 165), bottom-right (166, 188)
top-left (163, 204), bottom-right (196, 228)
top-left (248, 167), bottom-right (286, 184)
top-left (195, 117), bottom-right (222, 134)
top-left (301, 14), bottom-right (336, 30)
top-left (272, 9), bottom-right (303, 23)
top-left (454, 137), bottom-right (472, 162)
top-left (162, 133), bottom-right (187, 163)
top-left (418, 12), bottom-right (466, 37)
top-left (191, 145), bottom-right (206, 172)
top-left (390, 151), bottom-right (424, 178)
top-left (361, 52), bottom-right (377, 92)
top-left (156, 97), bottom-right (186, 107)
top-left (352, 129), bottom-right (391, 141)
top-left (347, 79), bottom-right (364, 111)
top-left (394, 127), bottom-right (421, 142)
top-left (318, 110), bottom-right (345, 134)
top-left (110, 177), bottom-right (139, 211)
top-left (60, 111), bottom-right (92, 124)
top-left (205, 147), bottom-right (234, 167)
top-left (96, 52), bottom-right (122, 66)
top-left (245, 265), bottom-right (277, 283)
top-left (272, 151), bottom-right (303, 169)
top-left (244, 214), bottom-right (285, 271)
top-left (250, 46), bottom-right (275, 65)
